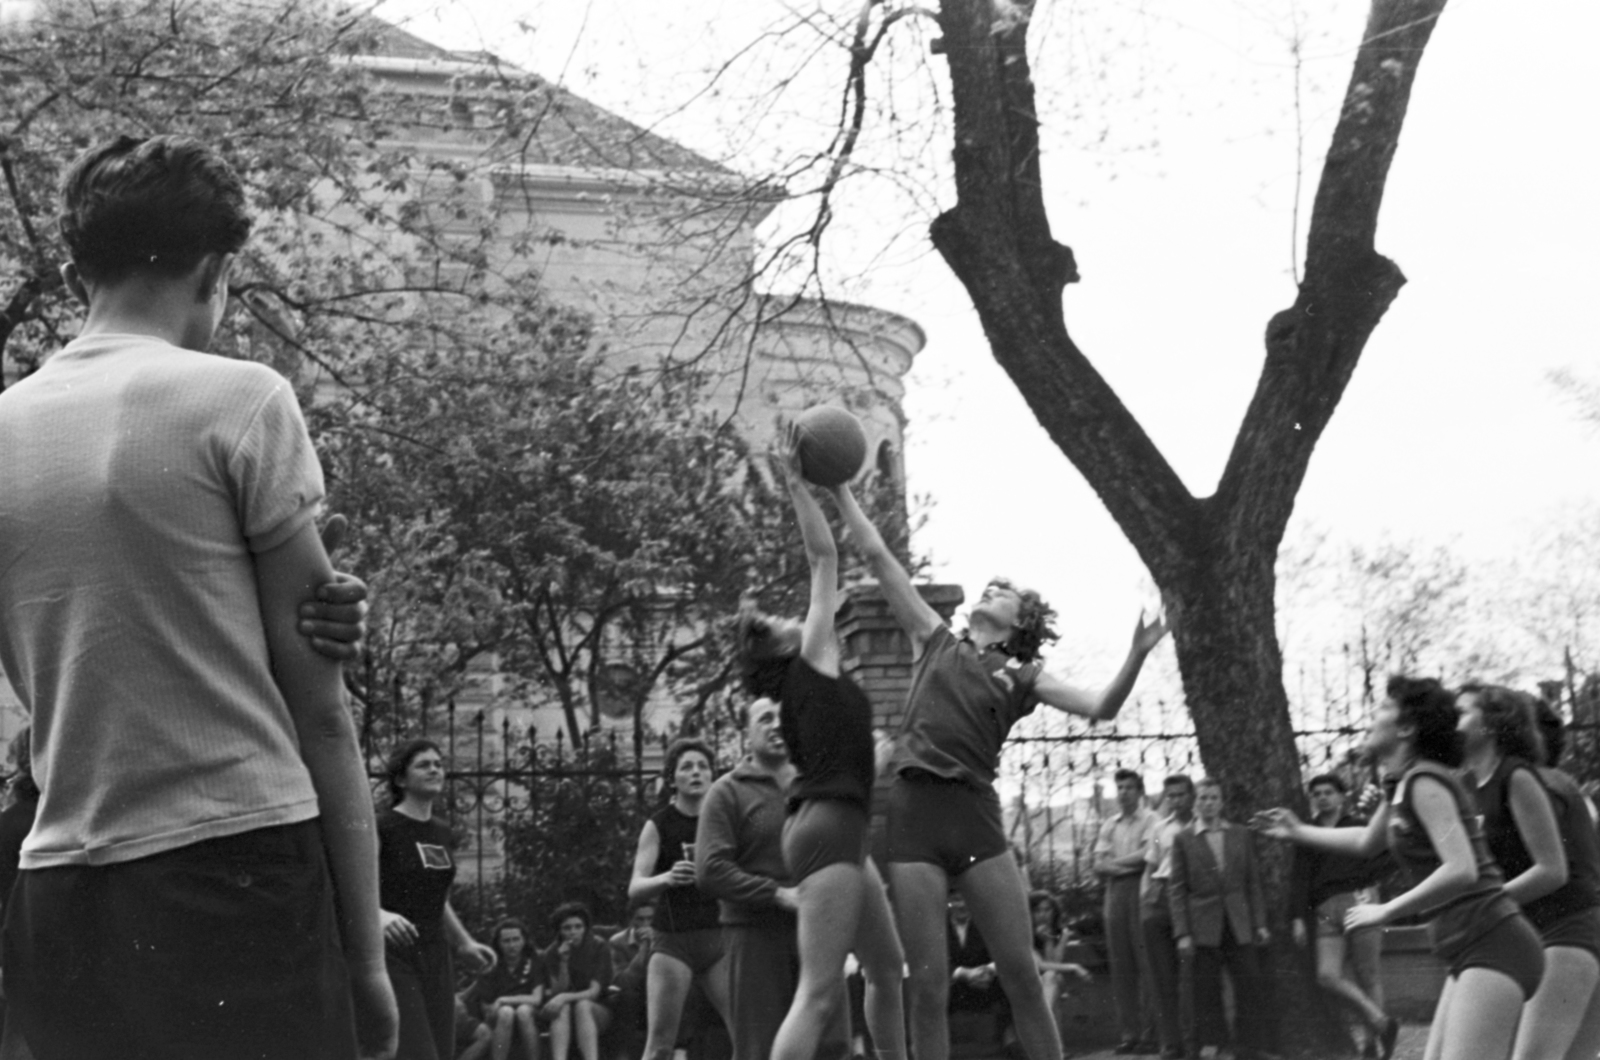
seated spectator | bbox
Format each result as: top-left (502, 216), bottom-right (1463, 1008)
top-left (1029, 890), bottom-right (1090, 1016)
top-left (455, 993), bottom-right (495, 1060)
top-left (609, 901), bottom-right (655, 972)
top-left (607, 901), bottom-right (655, 1060)
top-left (542, 902), bottom-right (614, 1060)
top-left (471, 918), bottom-right (545, 1060)
top-left (948, 890), bottom-right (1011, 1053)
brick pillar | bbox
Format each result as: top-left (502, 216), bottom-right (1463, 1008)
top-left (837, 581), bottom-right (963, 853)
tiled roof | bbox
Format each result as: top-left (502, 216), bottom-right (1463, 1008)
top-left (350, 14), bottom-right (733, 177)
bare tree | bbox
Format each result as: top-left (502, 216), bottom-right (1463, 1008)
top-left (829, 0), bottom-right (1448, 815)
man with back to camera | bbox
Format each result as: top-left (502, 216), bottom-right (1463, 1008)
top-left (0, 135), bottom-right (396, 1059)
top-left (693, 697), bottom-right (850, 1060)
top-left (1095, 768), bottom-right (1160, 1054)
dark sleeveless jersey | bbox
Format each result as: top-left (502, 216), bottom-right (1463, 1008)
top-left (780, 656), bottom-right (876, 810)
top-left (1478, 758), bottom-right (1600, 929)
top-left (377, 808), bottom-right (457, 940)
top-left (1386, 761), bottom-right (1518, 958)
top-left (649, 804), bottom-right (721, 933)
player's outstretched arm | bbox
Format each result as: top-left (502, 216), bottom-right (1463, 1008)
top-left (1033, 606), bottom-right (1169, 721)
top-left (829, 484), bottom-right (940, 649)
top-left (255, 520), bottom-right (398, 1060)
top-left (780, 428), bottom-right (841, 674)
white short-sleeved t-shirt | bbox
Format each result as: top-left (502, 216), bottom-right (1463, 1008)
top-left (0, 334), bottom-right (324, 868)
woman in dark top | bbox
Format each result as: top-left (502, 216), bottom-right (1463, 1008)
top-left (471, 918), bottom-right (544, 1060)
top-left (380, 738), bottom-right (497, 1060)
top-left (1533, 700), bottom-right (1600, 1060)
top-left (1459, 685), bottom-right (1600, 1060)
top-left (540, 902), bottom-right (613, 1060)
top-left (735, 431), bottom-right (906, 1060)
top-left (627, 739), bottom-right (731, 1060)
top-left (1258, 676), bottom-right (1543, 1060)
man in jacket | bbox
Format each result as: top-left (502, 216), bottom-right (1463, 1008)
top-left (1170, 778), bottom-right (1270, 1060)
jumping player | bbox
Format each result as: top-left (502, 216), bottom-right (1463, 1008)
top-left (736, 434), bottom-right (906, 1060)
top-left (0, 135), bottom-right (396, 1058)
top-left (831, 487), bottom-right (1168, 1060)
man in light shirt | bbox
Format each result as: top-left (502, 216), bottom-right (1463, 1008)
top-left (1142, 775), bottom-right (1196, 1060)
top-left (1095, 769), bottom-right (1160, 1054)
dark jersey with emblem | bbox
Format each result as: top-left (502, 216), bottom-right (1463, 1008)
top-left (889, 624), bottom-right (1041, 790)
top-left (1479, 757), bottom-right (1600, 930)
top-left (649, 804), bottom-right (722, 933)
top-left (1386, 761), bottom-right (1518, 958)
top-left (378, 808), bottom-right (457, 941)
top-left (780, 656), bottom-right (876, 811)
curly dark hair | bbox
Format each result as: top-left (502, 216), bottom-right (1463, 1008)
top-left (987, 578), bottom-right (1059, 663)
top-left (550, 900), bottom-right (592, 933)
top-left (1387, 675), bottom-right (1463, 767)
top-left (663, 739), bottom-right (715, 793)
top-left (383, 738), bottom-right (444, 807)
top-left (59, 135), bottom-right (252, 283)
top-left (1028, 890), bottom-right (1062, 937)
top-left (734, 606), bottom-right (796, 701)
top-left (1459, 683), bottom-right (1545, 766)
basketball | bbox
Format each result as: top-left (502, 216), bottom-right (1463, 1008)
top-left (795, 405), bottom-right (868, 487)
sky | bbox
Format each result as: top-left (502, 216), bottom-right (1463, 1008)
top-left (372, 0), bottom-right (1600, 680)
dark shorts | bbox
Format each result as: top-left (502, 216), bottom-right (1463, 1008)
top-left (651, 927), bottom-right (726, 976)
top-left (885, 770), bottom-right (1007, 877)
top-left (1536, 906), bottom-right (1600, 962)
top-left (783, 798), bottom-right (868, 884)
top-left (2, 818), bottom-right (356, 1060)
top-left (1450, 912), bottom-right (1546, 1001)
top-left (1314, 891), bottom-right (1376, 939)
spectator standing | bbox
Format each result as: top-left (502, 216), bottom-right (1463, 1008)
top-left (1095, 769), bottom-right (1159, 1054)
top-left (1142, 775), bottom-right (1195, 1060)
top-left (379, 739), bottom-right (497, 1060)
top-left (1170, 779), bottom-right (1270, 1060)
top-left (694, 699), bottom-right (850, 1060)
top-left (628, 741), bottom-right (731, 1060)
top-left (1287, 774), bottom-right (1391, 1057)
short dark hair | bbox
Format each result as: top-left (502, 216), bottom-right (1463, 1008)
top-left (1196, 777), bottom-right (1222, 793)
top-left (1113, 768), bottom-right (1144, 792)
top-left (1306, 773), bottom-right (1347, 795)
top-left (1459, 683), bottom-right (1545, 766)
top-left (663, 739), bottom-right (715, 791)
top-left (59, 135), bottom-right (251, 284)
top-left (383, 738), bottom-right (444, 806)
top-left (1387, 675), bottom-right (1463, 767)
top-left (987, 578), bottom-right (1059, 664)
top-left (734, 607), bottom-right (795, 701)
top-left (550, 901), bottom-right (592, 932)
top-left (1535, 698), bottom-right (1565, 768)
top-left (1162, 774), bottom-right (1195, 797)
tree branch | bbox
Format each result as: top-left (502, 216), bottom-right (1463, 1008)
top-left (929, 0), bottom-right (1197, 580)
top-left (1216, 0), bottom-right (1449, 548)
